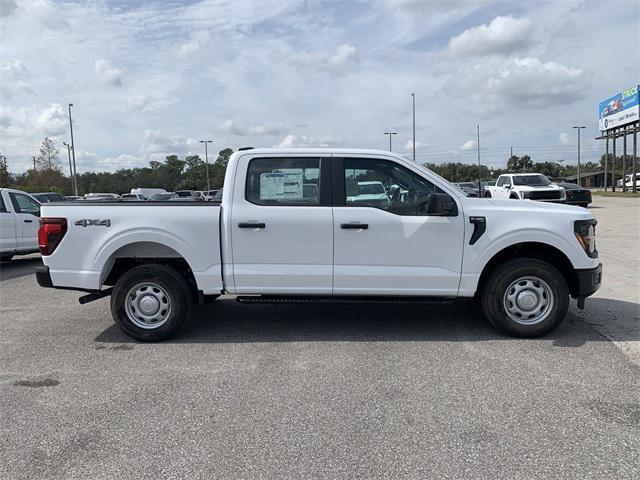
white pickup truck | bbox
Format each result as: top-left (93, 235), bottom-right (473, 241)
top-left (485, 173), bottom-right (566, 202)
top-left (36, 149), bottom-right (601, 341)
top-left (0, 188), bottom-right (41, 261)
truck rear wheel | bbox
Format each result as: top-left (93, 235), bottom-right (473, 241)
top-left (480, 258), bottom-right (569, 337)
top-left (111, 264), bottom-right (193, 342)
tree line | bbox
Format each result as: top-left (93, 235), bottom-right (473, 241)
top-left (0, 137), bottom-right (635, 195)
top-left (0, 137), bottom-right (233, 195)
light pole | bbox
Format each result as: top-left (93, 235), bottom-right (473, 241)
top-left (199, 140), bottom-right (213, 191)
top-left (411, 93), bottom-right (416, 161)
top-left (68, 103), bottom-right (78, 195)
top-left (63, 142), bottom-right (73, 192)
top-left (384, 131), bottom-right (397, 152)
top-left (477, 124), bottom-right (482, 196)
top-left (572, 126), bottom-right (586, 187)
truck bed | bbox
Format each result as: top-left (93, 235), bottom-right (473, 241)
top-left (41, 202), bottom-right (223, 294)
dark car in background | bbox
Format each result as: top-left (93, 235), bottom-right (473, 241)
top-left (556, 182), bottom-right (592, 207)
top-left (31, 192), bottom-right (66, 203)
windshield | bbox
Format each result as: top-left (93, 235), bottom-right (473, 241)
top-left (512, 175), bottom-right (551, 186)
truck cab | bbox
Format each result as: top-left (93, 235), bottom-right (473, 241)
top-left (0, 188), bottom-right (41, 261)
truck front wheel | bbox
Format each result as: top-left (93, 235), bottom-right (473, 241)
top-left (111, 264), bottom-right (193, 342)
top-left (480, 258), bottom-right (569, 337)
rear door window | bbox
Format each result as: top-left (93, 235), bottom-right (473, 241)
top-left (246, 158), bottom-right (321, 206)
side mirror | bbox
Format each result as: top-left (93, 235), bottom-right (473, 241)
top-left (424, 193), bottom-right (457, 216)
top-left (503, 183), bottom-right (511, 189)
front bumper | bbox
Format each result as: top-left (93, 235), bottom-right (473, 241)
top-left (574, 263), bottom-right (602, 298)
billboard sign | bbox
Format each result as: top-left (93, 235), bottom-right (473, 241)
top-left (598, 85), bottom-right (640, 131)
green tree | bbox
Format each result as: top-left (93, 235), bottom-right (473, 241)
top-left (36, 137), bottom-right (61, 172)
top-left (0, 153), bottom-right (10, 187)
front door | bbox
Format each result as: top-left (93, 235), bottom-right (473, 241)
top-left (230, 155), bottom-right (333, 294)
top-left (8, 191), bottom-right (40, 250)
top-left (332, 157), bottom-right (465, 296)
top-left (0, 194), bottom-right (17, 253)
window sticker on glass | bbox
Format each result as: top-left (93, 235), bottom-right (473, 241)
top-left (260, 170), bottom-right (303, 200)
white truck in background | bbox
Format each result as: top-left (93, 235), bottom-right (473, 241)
top-left (36, 149), bottom-right (601, 342)
top-left (0, 188), bottom-right (41, 261)
top-left (485, 173), bottom-right (566, 202)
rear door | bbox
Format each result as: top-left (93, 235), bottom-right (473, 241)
top-left (8, 191), bottom-right (40, 250)
top-left (332, 156), bottom-right (465, 296)
top-left (229, 155), bottom-right (333, 294)
top-left (0, 192), bottom-right (17, 253)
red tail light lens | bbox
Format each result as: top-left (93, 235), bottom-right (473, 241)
top-left (38, 218), bottom-right (67, 256)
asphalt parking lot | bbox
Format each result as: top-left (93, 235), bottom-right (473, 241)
top-left (1, 197), bottom-right (638, 479)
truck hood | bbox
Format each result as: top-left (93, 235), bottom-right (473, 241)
top-left (463, 197), bottom-right (593, 219)
top-left (513, 184), bottom-right (563, 191)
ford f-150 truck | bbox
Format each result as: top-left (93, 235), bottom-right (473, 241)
top-left (485, 173), bottom-right (566, 202)
top-left (36, 149), bottom-right (601, 341)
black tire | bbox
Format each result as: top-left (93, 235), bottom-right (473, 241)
top-left (480, 258), bottom-right (569, 337)
top-left (579, 203), bottom-right (590, 208)
top-left (0, 253), bottom-right (13, 262)
top-left (484, 191), bottom-right (492, 198)
top-left (110, 264), bottom-right (193, 342)
top-left (509, 193), bottom-right (519, 199)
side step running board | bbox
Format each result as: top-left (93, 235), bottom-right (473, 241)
top-left (236, 295), bottom-right (456, 305)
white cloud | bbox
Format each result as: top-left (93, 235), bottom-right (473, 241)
top-left (293, 44), bottom-right (358, 73)
top-left (466, 57), bottom-right (585, 109)
top-left (447, 16), bottom-right (532, 58)
top-left (403, 140), bottom-right (429, 150)
top-left (460, 139), bottom-right (476, 151)
top-left (276, 134), bottom-right (342, 148)
top-left (34, 103), bottom-right (68, 136)
top-left (385, 0), bottom-right (487, 14)
top-left (220, 119), bottom-right (289, 136)
top-left (139, 130), bottom-right (198, 159)
top-left (558, 132), bottom-right (570, 145)
top-left (1, 60), bottom-right (33, 98)
top-left (177, 30), bottom-right (211, 58)
top-left (127, 94), bottom-right (157, 112)
top-left (94, 59), bottom-right (124, 86)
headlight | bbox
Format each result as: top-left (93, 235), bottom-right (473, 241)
top-left (559, 187), bottom-right (566, 199)
top-left (521, 191), bottom-right (531, 199)
top-left (574, 219), bottom-right (598, 258)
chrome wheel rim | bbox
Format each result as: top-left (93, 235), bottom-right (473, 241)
top-left (503, 276), bottom-right (554, 325)
top-left (124, 282), bottom-right (171, 329)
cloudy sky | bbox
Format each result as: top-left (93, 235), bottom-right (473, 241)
top-left (1, 0), bottom-right (638, 173)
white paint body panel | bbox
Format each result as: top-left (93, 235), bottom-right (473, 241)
top-left (41, 148), bottom-right (599, 298)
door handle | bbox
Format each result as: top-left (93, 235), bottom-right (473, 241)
top-left (341, 223), bottom-right (368, 230)
top-left (238, 222), bottom-right (266, 229)
top-left (24, 219), bottom-right (33, 223)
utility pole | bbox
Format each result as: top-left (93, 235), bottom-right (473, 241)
top-left (384, 131), bottom-right (397, 152)
top-left (572, 126), bottom-right (586, 187)
top-left (32, 156), bottom-right (36, 171)
top-left (63, 142), bottom-right (73, 192)
top-left (477, 125), bottom-right (481, 197)
top-left (68, 103), bottom-right (78, 195)
top-left (199, 140), bottom-right (213, 191)
top-left (411, 93), bottom-right (416, 161)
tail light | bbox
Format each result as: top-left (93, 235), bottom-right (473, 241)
top-left (38, 218), bottom-right (67, 255)
top-left (574, 219), bottom-right (597, 258)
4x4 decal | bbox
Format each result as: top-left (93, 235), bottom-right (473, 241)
top-left (75, 219), bottom-right (111, 227)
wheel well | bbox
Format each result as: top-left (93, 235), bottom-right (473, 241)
top-left (102, 242), bottom-right (197, 293)
top-left (509, 192), bottom-right (519, 199)
top-left (477, 242), bottom-right (579, 297)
